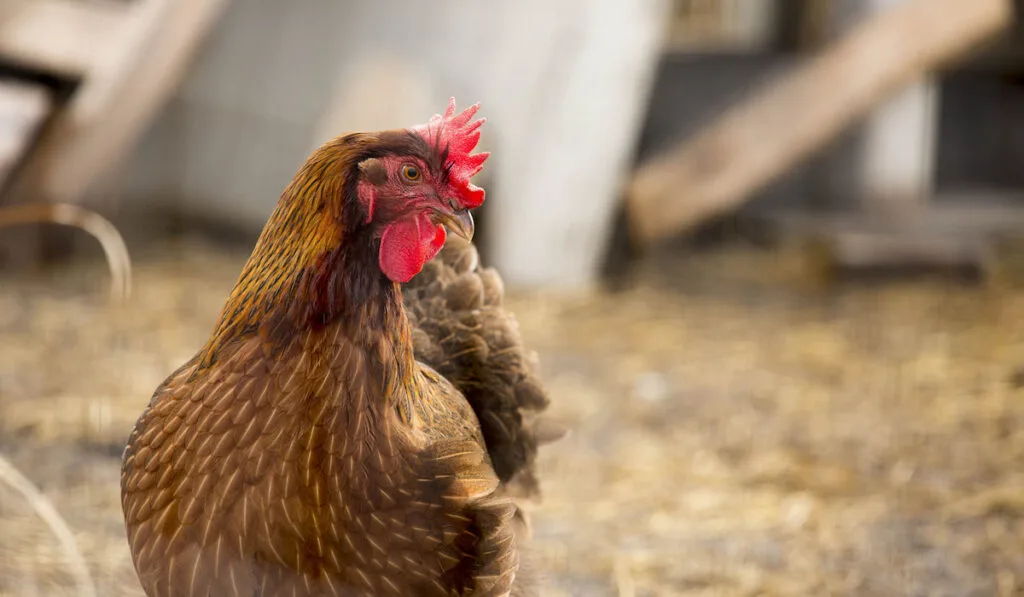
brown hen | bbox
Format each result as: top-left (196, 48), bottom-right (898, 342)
top-left (121, 100), bottom-right (557, 597)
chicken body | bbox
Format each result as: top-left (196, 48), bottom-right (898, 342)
top-left (121, 105), bottom-right (552, 596)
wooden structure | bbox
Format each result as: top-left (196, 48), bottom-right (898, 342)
top-left (0, 0), bottom-right (229, 205)
top-left (626, 0), bottom-right (1016, 272)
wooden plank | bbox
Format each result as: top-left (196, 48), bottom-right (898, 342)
top-left (626, 0), bottom-right (1013, 246)
top-left (826, 232), bottom-right (988, 269)
top-left (7, 0), bottom-right (230, 205)
top-left (760, 194), bottom-right (1024, 274)
top-left (765, 194), bottom-right (1024, 237)
top-left (0, 0), bottom-right (127, 77)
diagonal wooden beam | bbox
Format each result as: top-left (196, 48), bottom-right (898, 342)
top-left (626, 0), bottom-right (1013, 246)
top-left (1, 0), bottom-right (230, 205)
top-left (0, 0), bottom-right (126, 78)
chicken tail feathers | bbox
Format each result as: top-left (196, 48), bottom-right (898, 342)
top-left (402, 237), bottom-right (562, 498)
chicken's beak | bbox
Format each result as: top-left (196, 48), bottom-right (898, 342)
top-left (435, 209), bottom-right (475, 242)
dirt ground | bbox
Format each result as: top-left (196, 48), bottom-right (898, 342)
top-left (1, 235), bottom-right (1023, 597)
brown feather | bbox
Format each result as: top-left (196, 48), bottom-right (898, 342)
top-left (121, 130), bottom-right (539, 596)
top-left (402, 237), bottom-right (564, 497)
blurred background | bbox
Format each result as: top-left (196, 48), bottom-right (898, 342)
top-left (2, 0), bottom-right (1024, 595)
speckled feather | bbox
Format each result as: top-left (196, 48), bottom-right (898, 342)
top-left (121, 124), bottom-right (545, 596)
top-left (402, 237), bottom-right (555, 497)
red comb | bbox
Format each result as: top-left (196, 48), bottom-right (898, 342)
top-left (411, 98), bottom-right (489, 208)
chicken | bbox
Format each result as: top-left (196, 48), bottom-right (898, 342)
top-left (402, 237), bottom-right (554, 498)
top-left (120, 99), bottom-right (557, 597)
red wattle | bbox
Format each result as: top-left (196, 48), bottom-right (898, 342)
top-left (379, 212), bottom-right (446, 283)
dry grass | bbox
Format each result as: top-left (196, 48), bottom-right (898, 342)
top-left (1, 236), bottom-right (1022, 596)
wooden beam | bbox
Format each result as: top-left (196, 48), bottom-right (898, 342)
top-left (626, 0), bottom-right (1013, 246)
top-left (7, 0), bottom-right (230, 205)
top-left (761, 194), bottom-right (1024, 276)
top-left (0, 0), bottom-right (126, 77)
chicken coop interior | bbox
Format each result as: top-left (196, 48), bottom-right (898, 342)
top-left (2, 0), bottom-right (1024, 595)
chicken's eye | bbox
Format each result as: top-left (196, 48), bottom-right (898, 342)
top-left (401, 164), bottom-right (421, 182)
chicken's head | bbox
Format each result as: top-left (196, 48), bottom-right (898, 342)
top-left (357, 98), bottom-right (489, 283)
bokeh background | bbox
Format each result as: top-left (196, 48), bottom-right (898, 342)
top-left (2, 1), bottom-right (1024, 595)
